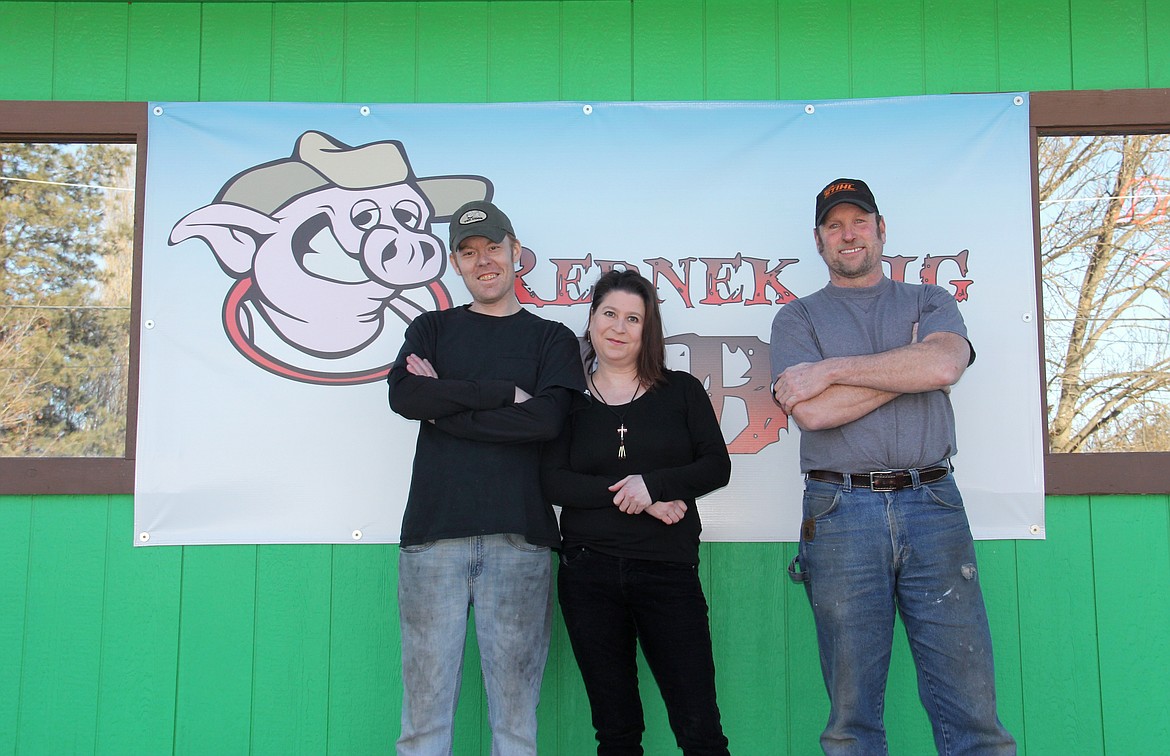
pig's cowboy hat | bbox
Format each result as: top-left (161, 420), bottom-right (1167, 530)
top-left (215, 130), bottom-right (490, 218)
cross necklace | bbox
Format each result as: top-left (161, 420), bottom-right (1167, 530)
top-left (588, 373), bottom-right (643, 458)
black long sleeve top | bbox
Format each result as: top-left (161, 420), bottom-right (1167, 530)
top-left (388, 305), bottom-right (587, 547)
top-left (541, 369), bottom-right (731, 564)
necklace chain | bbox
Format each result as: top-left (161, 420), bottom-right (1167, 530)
top-left (589, 374), bottom-right (642, 459)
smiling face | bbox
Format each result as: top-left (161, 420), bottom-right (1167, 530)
top-left (587, 290), bottom-right (646, 371)
top-left (814, 202), bottom-right (887, 288)
top-left (449, 235), bottom-right (522, 315)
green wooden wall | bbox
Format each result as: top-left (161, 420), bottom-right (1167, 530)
top-left (2, 1), bottom-right (1170, 754)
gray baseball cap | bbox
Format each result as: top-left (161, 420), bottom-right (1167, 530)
top-left (448, 200), bottom-right (515, 250)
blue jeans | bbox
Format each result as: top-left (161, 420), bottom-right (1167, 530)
top-left (795, 474), bottom-right (1015, 756)
top-left (558, 547), bottom-right (730, 756)
top-left (397, 534), bottom-right (553, 756)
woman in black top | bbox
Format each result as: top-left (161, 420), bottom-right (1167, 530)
top-left (542, 269), bottom-right (732, 755)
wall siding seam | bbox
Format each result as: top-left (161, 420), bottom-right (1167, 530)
top-left (1086, 494), bottom-right (1110, 754)
top-left (12, 499), bottom-right (34, 755)
top-left (92, 496), bottom-right (112, 750)
top-left (919, 0), bottom-right (926, 95)
top-left (248, 546), bottom-right (262, 753)
top-left (170, 546), bottom-right (187, 755)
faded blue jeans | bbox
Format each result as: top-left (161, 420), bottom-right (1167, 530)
top-left (794, 473), bottom-right (1016, 756)
top-left (397, 534), bottom-right (553, 756)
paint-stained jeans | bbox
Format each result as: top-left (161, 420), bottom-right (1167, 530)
top-left (795, 474), bottom-right (1016, 756)
top-left (397, 534), bottom-right (553, 756)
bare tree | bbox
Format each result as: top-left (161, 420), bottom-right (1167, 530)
top-left (1040, 134), bottom-right (1170, 452)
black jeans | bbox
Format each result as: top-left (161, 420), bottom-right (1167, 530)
top-left (558, 547), bottom-right (730, 756)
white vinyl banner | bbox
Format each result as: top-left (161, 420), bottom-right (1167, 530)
top-left (134, 95), bottom-right (1044, 545)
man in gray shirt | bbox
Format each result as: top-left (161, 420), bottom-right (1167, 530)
top-left (770, 178), bottom-right (1015, 755)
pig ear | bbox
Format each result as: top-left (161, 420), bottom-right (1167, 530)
top-left (169, 204), bottom-right (282, 275)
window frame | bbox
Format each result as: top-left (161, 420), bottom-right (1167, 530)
top-left (2, 94), bottom-right (1167, 496)
top-left (0, 101), bottom-right (146, 494)
top-left (1032, 89), bottom-right (1170, 494)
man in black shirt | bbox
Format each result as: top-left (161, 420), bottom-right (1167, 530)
top-left (388, 200), bottom-right (585, 755)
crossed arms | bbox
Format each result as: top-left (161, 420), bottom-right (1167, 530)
top-left (772, 331), bottom-right (971, 431)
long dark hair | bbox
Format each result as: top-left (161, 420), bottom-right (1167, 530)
top-left (584, 269), bottom-right (666, 388)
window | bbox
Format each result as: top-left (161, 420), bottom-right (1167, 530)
top-left (1033, 89), bottom-right (1170, 494)
top-left (1039, 133), bottom-right (1170, 454)
top-left (0, 102), bottom-right (145, 494)
top-left (2, 141), bottom-right (136, 457)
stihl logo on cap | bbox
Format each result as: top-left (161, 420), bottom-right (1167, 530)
top-left (458, 209), bottom-right (488, 225)
top-left (823, 182), bottom-right (856, 198)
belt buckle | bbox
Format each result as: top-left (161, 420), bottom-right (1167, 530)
top-left (869, 470), bottom-right (898, 492)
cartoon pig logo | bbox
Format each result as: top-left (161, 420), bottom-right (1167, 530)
top-left (170, 131), bottom-right (491, 384)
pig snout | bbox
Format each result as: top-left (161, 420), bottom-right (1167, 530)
top-left (361, 227), bottom-right (443, 287)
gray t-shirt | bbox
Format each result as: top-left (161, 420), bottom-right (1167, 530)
top-left (769, 276), bottom-right (972, 473)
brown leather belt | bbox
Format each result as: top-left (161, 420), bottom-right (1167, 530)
top-left (806, 463), bottom-right (951, 492)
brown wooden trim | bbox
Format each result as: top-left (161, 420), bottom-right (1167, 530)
top-left (125, 120), bottom-right (148, 461)
top-left (1, 101), bottom-right (146, 496)
top-left (0, 458), bottom-right (134, 495)
top-left (1045, 452), bottom-right (1170, 495)
top-left (0, 100), bottom-right (146, 140)
top-left (1028, 122), bottom-right (1050, 449)
top-left (1031, 89), bottom-right (1170, 133)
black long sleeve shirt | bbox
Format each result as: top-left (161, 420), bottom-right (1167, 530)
top-left (388, 305), bottom-right (586, 547)
top-left (541, 370), bottom-right (731, 564)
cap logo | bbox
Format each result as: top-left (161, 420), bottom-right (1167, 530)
top-left (458, 209), bottom-right (487, 225)
top-left (823, 182), bottom-right (856, 198)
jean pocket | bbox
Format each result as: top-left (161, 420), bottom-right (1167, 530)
top-left (802, 483), bottom-right (842, 520)
top-left (400, 540), bottom-right (436, 554)
top-left (559, 546), bottom-right (590, 568)
top-left (504, 533), bottom-right (549, 553)
top-left (922, 479), bottom-right (966, 510)
top-left (654, 560), bottom-right (698, 575)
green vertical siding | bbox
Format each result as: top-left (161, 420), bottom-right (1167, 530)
top-left (0, 496), bottom-right (32, 752)
top-left (561, 1), bottom-right (631, 101)
top-left (488, 2), bottom-right (562, 102)
top-left (273, 3), bottom-right (347, 102)
top-left (705, 0), bottom-right (779, 100)
top-left (1150, 2), bottom-right (1170, 88)
top-left (200, 3), bottom-right (276, 101)
top-left (342, 3), bottom-right (419, 102)
top-left (128, 3), bottom-right (203, 101)
top-left (95, 495), bottom-right (182, 755)
top-left (923, 0), bottom-right (1000, 95)
top-left (326, 545), bottom-right (399, 752)
top-left (998, 0), bottom-right (1073, 91)
top-left (2, 496), bottom-right (1157, 754)
top-left (1017, 496), bottom-right (1104, 753)
top-left (18, 497), bottom-right (109, 754)
top-left (850, 0), bottom-right (925, 97)
top-left (174, 546), bottom-right (258, 754)
top-left (417, 2), bottom-right (489, 102)
top-left (1070, 0), bottom-right (1149, 90)
top-left (3, 1), bottom-right (1169, 753)
top-left (777, 0), bottom-right (850, 100)
top-left (0, 3), bottom-right (55, 99)
top-left (632, 0), bottom-right (705, 100)
top-left (53, 2), bottom-right (129, 100)
top-left (1092, 495), bottom-right (1170, 753)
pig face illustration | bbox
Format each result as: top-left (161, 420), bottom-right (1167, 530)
top-left (169, 131), bottom-right (491, 384)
